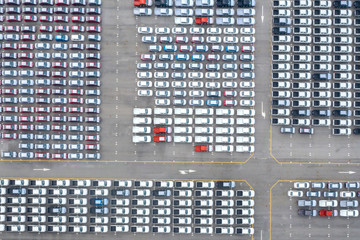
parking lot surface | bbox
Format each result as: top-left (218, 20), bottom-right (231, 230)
top-left (270, 0), bottom-right (360, 163)
top-left (0, 178), bottom-right (254, 238)
top-left (0, 0), bottom-right (102, 160)
top-left (271, 180), bottom-right (360, 240)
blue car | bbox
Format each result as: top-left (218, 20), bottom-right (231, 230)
top-left (207, 91), bottom-right (221, 97)
top-left (225, 46), bottom-right (239, 53)
top-left (195, 45), bottom-right (209, 52)
top-left (206, 100), bottom-right (222, 107)
top-left (176, 54), bottom-right (190, 61)
top-left (55, 34), bottom-right (69, 42)
top-left (90, 198), bottom-right (109, 205)
top-left (164, 45), bottom-right (177, 52)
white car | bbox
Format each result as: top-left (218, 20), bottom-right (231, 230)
top-left (154, 118), bottom-right (173, 125)
top-left (174, 136), bottom-right (193, 143)
top-left (133, 117), bottom-right (152, 125)
top-left (215, 145), bottom-right (234, 152)
top-left (155, 27), bottom-right (170, 34)
top-left (340, 210), bottom-right (359, 217)
top-left (132, 136), bottom-right (151, 143)
top-left (174, 17), bottom-right (193, 25)
top-left (138, 27), bottom-right (153, 34)
top-left (236, 145), bottom-right (255, 153)
top-left (133, 108), bottom-right (152, 115)
top-left (293, 182), bottom-right (310, 189)
top-left (195, 136), bottom-right (213, 143)
top-left (287, 190), bottom-right (303, 197)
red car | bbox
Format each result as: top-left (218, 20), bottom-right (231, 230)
top-left (7, 15), bottom-right (22, 22)
top-left (55, 0), bottom-right (70, 5)
top-left (19, 116), bottom-right (34, 122)
top-left (39, 25), bottom-right (53, 32)
top-left (19, 107), bottom-right (34, 113)
top-left (51, 125), bottom-right (67, 131)
top-left (19, 124), bottom-right (34, 131)
top-left (153, 127), bottom-right (172, 134)
top-left (52, 107), bottom-right (67, 113)
top-left (69, 98), bottom-right (84, 104)
top-left (52, 62), bottom-right (67, 68)
top-left (54, 16), bottom-right (69, 23)
top-left (35, 116), bottom-right (50, 122)
top-left (72, 16), bottom-right (85, 23)
top-left (223, 90), bottom-right (237, 97)
top-left (224, 100), bottom-right (238, 106)
top-left (85, 62), bottom-right (101, 69)
top-left (69, 107), bottom-right (84, 113)
top-left (86, 26), bottom-right (101, 33)
top-left (18, 61), bottom-right (34, 68)
top-left (35, 153), bottom-right (50, 159)
top-left (2, 124), bottom-right (18, 131)
top-left (153, 136), bottom-right (172, 143)
top-left (2, 89), bottom-right (17, 95)
top-left (319, 210), bottom-right (337, 217)
top-left (19, 43), bottom-right (34, 50)
top-left (52, 153), bottom-right (67, 159)
top-left (35, 89), bottom-right (51, 95)
top-left (86, 16), bottom-right (101, 23)
top-left (2, 133), bottom-right (17, 139)
top-left (85, 144), bottom-right (100, 150)
top-left (241, 46), bottom-right (255, 53)
top-left (69, 89), bottom-right (84, 95)
top-left (35, 107), bottom-right (50, 113)
top-left (71, 25), bottom-right (85, 32)
top-left (85, 135), bottom-right (100, 141)
top-left (134, 0), bottom-right (152, 6)
top-left (55, 25), bottom-right (70, 32)
top-left (21, 34), bottom-right (36, 41)
top-left (195, 17), bottom-right (214, 25)
top-left (206, 54), bottom-right (220, 61)
top-left (39, 16), bottom-right (53, 22)
top-left (18, 53), bottom-right (34, 59)
top-left (194, 145), bottom-right (214, 152)
top-left (52, 71), bottom-right (67, 77)
top-left (299, 128), bottom-right (314, 134)
top-left (5, 26), bottom-right (20, 32)
top-left (24, 15), bottom-right (38, 22)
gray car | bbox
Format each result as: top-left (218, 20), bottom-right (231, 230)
top-left (340, 200), bottom-right (359, 208)
top-left (298, 200), bottom-right (316, 207)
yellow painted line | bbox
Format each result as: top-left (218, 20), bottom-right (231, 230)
top-left (269, 179), bottom-right (359, 240)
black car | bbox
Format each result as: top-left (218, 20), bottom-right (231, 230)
top-left (272, 27), bottom-right (291, 35)
top-left (313, 73), bottom-right (331, 81)
top-left (312, 110), bottom-right (330, 116)
top-left (216, 0), bottom-right (234, 7)
top-left (353, 129), bottom-right (360, 135)
top-left (333, 0), bottom-right (351, 8)
top-left (7, 188), bottom-right (26, 195)
top-left (216, 181), bottom-right (235, 188)
top-left (291, 109), bottom-right (310, 116)
top-left (298, 209), bottom-right (316, 216)
top-left (238, 0), bottom-right (255, 7)
top-left (155, 0), bottom-right (172, 7)
top-left (355, 0), bottom-right (360, 7)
